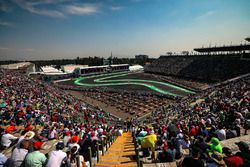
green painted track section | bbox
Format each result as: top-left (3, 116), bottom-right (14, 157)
top-left (74, 71), bottom-right (195, 97)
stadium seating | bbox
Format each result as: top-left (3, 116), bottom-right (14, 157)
top-left (145, 55), bottom-right (250, 82)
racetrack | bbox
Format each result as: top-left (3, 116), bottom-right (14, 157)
top-left (72, 71), bottom-right (195, 97)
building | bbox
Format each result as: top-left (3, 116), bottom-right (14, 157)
top-left (0, 62), bottom-right (35, 74)
top-left (135, 55), bottom-right (149, 60)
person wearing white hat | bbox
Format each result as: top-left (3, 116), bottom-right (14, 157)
top-left (16, 131), bottom-right (35, 151)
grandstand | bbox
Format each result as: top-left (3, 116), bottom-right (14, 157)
top-left (145, 42), bottom-right (250, 82)
top-left (1, 40), bottom-right (250, 167)
top-left (194, 44), bottom-right (250, 53)
top-left (73, 64), bottom-right (129, 76)
top-left (0, 62), bottom-right (35, 74)
top-left (1, 68), bottom-right (249, 167)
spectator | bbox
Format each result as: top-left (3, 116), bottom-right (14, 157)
top-left (158, 142), bottom-right (176, 162)
top-left (193, 136), bottom-right (209, 160)
top-left (141, 131), bottom-right (157, 162)
top-left (216, 125), bottom-right (226, 141)
top-left (222, 147), bottom-right (244, 167)
top-left (10, 140), bottom-right (29, 167)
top-left (24, 122), bottom-right (33, 132)
top-left (235, 141), bottom-right (250, 166)
top-left (71, 132), bottom-right (80, 144)
top-left (90, 131), bottom-right (98, 142)
top-left (48, 126), bottom-right (58, 140)
top-left (1, 129), bottom-right (19, 148)
top-left (16, 131), bottom-right (35, 150)
top-left (46, 141), bottom-right (67, 167)
top-left (0, 144), bottom-right (7, 167)
top-left (181, 146), bottom-right (204, 167)
top-left (179, 135), bottom-right (191, 149)
top-left (207, 152), bottom-right (226, 167)
top-left (79, 133), bottom-right (92, 163)
top-left (24, 141), bottom-right (47, 167)
top-left (118, 128), bottom-right (123, 136)
top-left (68, 136), bottom-right (80, 153)
top-left (5, 122), bottom-right (17, 134)
top-left (208, 137), bottom-right (223, 153)
top-left (69, 146), bottom-right (86, 167)
top-left (63, 131), bottom-right (71, 147)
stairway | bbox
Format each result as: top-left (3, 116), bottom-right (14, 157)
top-left (95, 132), bottom-right (137, 167)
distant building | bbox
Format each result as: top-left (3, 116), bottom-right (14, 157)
top-left (0, 62), bottom-right (35, 74)
top-left (103, 59), bottom-right (111, 65)
top-left (135, 55), bottom-right (148, 60)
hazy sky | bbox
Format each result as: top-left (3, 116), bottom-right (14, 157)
top-left (0, 0), bottom-right (249, 60)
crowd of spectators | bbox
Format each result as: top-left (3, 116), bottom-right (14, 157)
top-left (155, 75), bottom-right (209, 91)
top-left (0, 69), bottom-right (119, 125)
top-left (0, 69), bottom-right (121, 167)
top-left (144, 55), bottom-right (250, 82)
top-left (0, 66), bottom-right (250, 167)
top-left (134, 75), bottom-right (250, 166)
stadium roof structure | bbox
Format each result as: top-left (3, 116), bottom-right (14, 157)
top-left (194, 44), bottom-right (250, 53)
top-left (61, 64), bottom-right (88, 74)
top-left (41, 66), bottom-right (65, 74)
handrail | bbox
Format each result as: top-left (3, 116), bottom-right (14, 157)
top-left (82, 131), bottom-right (119, 166)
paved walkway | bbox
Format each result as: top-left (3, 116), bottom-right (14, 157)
top-left (95, 132), bottom-right (137, 167)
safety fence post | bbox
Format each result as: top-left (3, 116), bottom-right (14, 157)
top-left (135, 147), bottom-right (140, 167)
top-left (96, 141), bottom-right (99, 163)
top-left (101, 139), bottom-right (105, 156)
top-left (88, 147), bottom-right (92, 167)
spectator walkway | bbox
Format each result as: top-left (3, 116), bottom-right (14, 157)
top-left (95, 132), bottom-right (137, 167)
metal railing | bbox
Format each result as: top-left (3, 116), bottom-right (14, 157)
top-left (75, 133), bottom-right (118, 167)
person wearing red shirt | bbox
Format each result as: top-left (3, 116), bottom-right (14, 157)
top-left (222, 147), bottom-right (244, 167)
top-left (189, 126), bottom-right (197, 136)
top-left (24, 122), bottom-right (33, 132)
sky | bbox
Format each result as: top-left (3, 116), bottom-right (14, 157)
top-left (0, 0), bottom-right (249, 61)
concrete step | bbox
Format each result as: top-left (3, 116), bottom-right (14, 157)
top-left (95, 132), bottom-right (137, 167)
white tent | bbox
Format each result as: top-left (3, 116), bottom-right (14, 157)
top-left (129, 65), bottom-right (144, 71)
